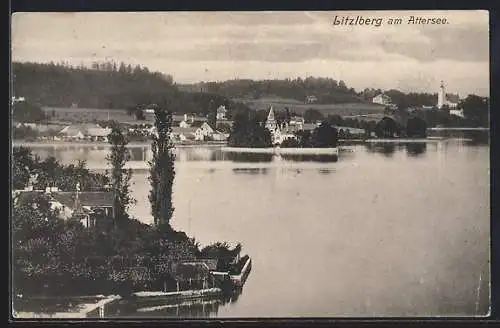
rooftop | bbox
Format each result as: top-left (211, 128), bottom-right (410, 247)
top-left (172, 127), bottom-right (198, 134)
top-left (51, 191), bottom-right (114, 208)
top-left (14, 190), bottom-right (114, 208)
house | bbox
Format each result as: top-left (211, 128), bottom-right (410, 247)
top-left (173, 261), bottom-right (214, 289)
top-left (277, 125), bottom-right (299, 144)
top-left (59, 123), bottom-right (110, 141)
top-left (301, 123), bottom-right (318, 131)
top-left (13, 188), bottom-right (115, 228)
top-left (372, 94), bottom-right (393, 106)
top-left (59, 125), bottom-right (86, 140)
top-left (15, 122), bottom-right (38, 129)
top-left (171, 127), bottom-right (203, 141)
top-left (200, 122), bottom-right (215, 137)
top-left (216, 105), bottom-right (227, 120)
top-left (334, 126), bottom-right (365, 136)
top-left (211, 131), bottom-right (229, 141)
top-left (449, 108), bottom-right (465, 118)
top-left (305, 95), bottom-right (318, 104)
top-left (11, 96), bottom-right (26, 104)
top-left (86, 126), bottom-right (111, 141)
top-left (289, 116), bottom-right (305, 126)
top-left (444, 94), bottom-right (460, 108)
top-left (178, 114), bottom-right (195, 127)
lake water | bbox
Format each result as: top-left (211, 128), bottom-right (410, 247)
top-left (25, 141), bottom-right (490, 317)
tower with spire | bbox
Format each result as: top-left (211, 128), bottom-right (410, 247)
top-left (265, 106), bottom-right (277, 132)
top-left (265, 106), bottom-right (281, 145)
top-left (437, 80), bottom-right (445, 109)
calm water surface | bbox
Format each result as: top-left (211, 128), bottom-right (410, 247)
top-left (28, 141), bottom-right (490, 317)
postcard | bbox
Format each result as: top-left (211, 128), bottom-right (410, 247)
top-left (10, 10), bottom-right (490, 318)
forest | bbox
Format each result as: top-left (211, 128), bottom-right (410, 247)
top-left (12, 61), bottom-right (244, 117)
top-left (185, 77), bottom-right (363, 103)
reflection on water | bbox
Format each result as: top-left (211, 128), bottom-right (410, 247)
top-left (105, 289), bottom-right (243, 318)
top-left (365, 142), bottom-right (428, 158)
top-left (280, 154), bottom-right (339, 162)
top-left (226, 152), bottom-right (274, 163)
top-left (428, 129), bottom-right (489, 144)
top-left (20, 141), bottom-right (490, 317)
top-left (365, 143), bottom-right (397, 157)
top-left (406, 143), bottom-right (427, 157)
top-left (232, 168), bottom-right (269, 175)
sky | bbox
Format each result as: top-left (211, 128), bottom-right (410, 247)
top-left (11, 11), bottom-right (489, 97)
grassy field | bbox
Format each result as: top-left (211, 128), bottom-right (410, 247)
top-left (233, 98), bottom-right (387, 116)
top-left (42, 107), bottom-right (153, 124)
top-left (42, 96), bottom-right (387, 125)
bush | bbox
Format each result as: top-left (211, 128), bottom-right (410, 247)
top-left (280, 138), bottom-right (300, 148)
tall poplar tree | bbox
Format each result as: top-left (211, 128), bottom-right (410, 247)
top-left (106, 123), bottom-right (134, 221)
top-left (148, 106), bottom-right (176, 227)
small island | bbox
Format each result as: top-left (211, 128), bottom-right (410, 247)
top-left (12, 107), bottom-right (250, 318)
top-left (222, 107), bottom-right (339, 160)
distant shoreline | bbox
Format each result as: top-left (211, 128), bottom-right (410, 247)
top-left (12, 140), bottom-right (227, 148)
top-left (13, 137), bottom-right (481, 149)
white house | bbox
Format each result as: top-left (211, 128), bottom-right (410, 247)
top-left (372, 94), bottom-right (392, 105)
top-left (212, 131), bottom-right (229, 141)
top-left (288, 116), bottom-right (305, 130)
top-left (11, 96), bottom-right (26, 104)
top-left (449, 108), bottom-right (465, 118)
top-left (171, 127), bottom-right (204, 141)
top-left (59, 123), bottom-right (110, 141)
top-left (216, 105), bottom-right (228, 120)
top-left (200, 122), bottom-right (215, 137)
top-left (305, 95), bottom-right (318, 104)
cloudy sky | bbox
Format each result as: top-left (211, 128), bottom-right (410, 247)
top-left (12, 11), bottom-right (489, 96)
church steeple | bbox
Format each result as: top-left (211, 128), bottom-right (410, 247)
top-left (267, 106), bottom-right (276, 122)
top-left (265, 106), bottom-right (277, 131)
top-left (437, 80), bottom-right (446, 109)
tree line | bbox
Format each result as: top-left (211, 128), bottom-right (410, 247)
top-left (12, 61), bottom-right (252, 119)
top-left (185, 77), bottom-right (362, 103)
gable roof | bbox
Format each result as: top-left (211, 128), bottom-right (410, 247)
top-left (59, 123), bottom-right (108, 136)
top-left (190, 121), bottom-right (205, 128)
top-left (194, 259), bottom-right (218, 271)
top-left (374, 93), bottom-right (391, 100)
top-left (217, 105), bottom-right (227, 113)
top-left (13, 190), bottom-right (114, 209)
top-left (267, 106), bottom-right (276, 121)
top-left (171, 127), bottom-right (198, 134)
top-left (51, 192), bottom-right (114, 208)
top-left (86, 127), bottom-right (111, 137)
top-left (301, 123), bottom-right (317, 131)
top-left (201, 122), bottom-right (215, 132)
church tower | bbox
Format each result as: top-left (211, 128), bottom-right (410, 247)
top-left (265, 106), bottom-right (277, 131)
top-left (265, 106), bottom-right (281, 145)
top-left (437, 80), bottom-right (445, 109)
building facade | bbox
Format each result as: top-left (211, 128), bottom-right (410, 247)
top-left (437, 81), bottom-right (460, 109)
top-left (372, 94), bottom-right (392, 106)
